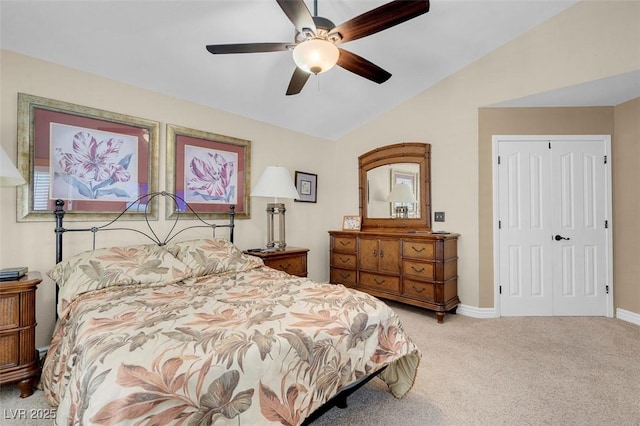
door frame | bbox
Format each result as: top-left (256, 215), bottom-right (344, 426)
top-left (492, 135), bottom-right (614, 317)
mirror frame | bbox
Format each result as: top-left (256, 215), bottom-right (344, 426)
top-left (359, 142), bottom-right (432, 230)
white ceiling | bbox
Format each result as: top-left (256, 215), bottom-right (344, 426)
top-left (6, 0), bottom-right (629, 141)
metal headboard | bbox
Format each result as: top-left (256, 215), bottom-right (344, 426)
top-left (53, 191), bottom-right (235, 315)
top-left (54, 191), bottom-right (235, 264)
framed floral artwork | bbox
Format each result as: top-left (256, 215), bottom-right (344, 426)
top-left (16, 93), bottom-right (159, 222)
top-left (294, 171), bottom-right (317, 203)
top-left (166, 124), bottom-right (251, 219)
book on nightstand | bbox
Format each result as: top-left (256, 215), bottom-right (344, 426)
top-left (0, 266), bottom-right (28, 281)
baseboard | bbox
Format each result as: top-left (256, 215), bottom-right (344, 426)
top-left (455, 305), bottom-right (640, 324)
top-left (616, 308), bottom-right (640, 326)
top-left (456, 304), bottom-right (498, 319)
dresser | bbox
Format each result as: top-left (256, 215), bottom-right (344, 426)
top-left (329, 231), bottom-right (459, 323)
top-left (0, 272), bottom-right (42, 397)
top-left (245, 247), bottom-right (309, 277)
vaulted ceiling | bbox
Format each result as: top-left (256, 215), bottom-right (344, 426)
top-left (5, 0), bottom-right (633, 140)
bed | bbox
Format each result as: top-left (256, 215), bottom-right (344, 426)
top-left (41, 192), bottom-right (421, 425)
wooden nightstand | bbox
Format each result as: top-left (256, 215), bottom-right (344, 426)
top-left (245, 247), bottom-right (309, 277)
top-left (0, 272), bottom-right (42, 397)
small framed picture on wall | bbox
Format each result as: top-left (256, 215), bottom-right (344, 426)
top-left (294, 171), bottom-right (317, 203)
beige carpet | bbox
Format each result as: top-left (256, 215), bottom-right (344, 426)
top-left (2, 302), bottom-right (639, 425)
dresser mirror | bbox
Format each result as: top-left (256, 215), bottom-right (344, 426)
top-left (359, 142), bottom-right (432, 230)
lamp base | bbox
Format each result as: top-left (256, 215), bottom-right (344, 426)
top-left (266, 203), bottom-right (287, 249)
top-left (395, 205), bottom-right (409, 219)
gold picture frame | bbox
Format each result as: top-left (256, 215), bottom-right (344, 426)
top-left (17, 93), bottom-right (160, 222)
top-left (166, 124), bottom-right (251, 219)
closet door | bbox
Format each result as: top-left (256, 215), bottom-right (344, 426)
top-left (495, 136), bottom-right (611, 317)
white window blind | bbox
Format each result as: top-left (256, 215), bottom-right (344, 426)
top-left (33, 170), bottom-right (50, 210)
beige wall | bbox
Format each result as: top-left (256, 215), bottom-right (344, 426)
top-left (477, 106), bottom-right (616, 307)
top-left (613, 98), bottom-right (640, 314)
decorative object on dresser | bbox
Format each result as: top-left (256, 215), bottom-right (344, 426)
top-left (0, 146), bottom-right (26, 186)
top-left (0, 272), bottom-right (42, 397)
top-left (329, 142), bottom-right (460, 323)
top-left (244, 247), bottom-right (309, 277)
top-left (250, 166), bottom-right (300, 249)
top-left (342, 215), bottom-right (362, 231)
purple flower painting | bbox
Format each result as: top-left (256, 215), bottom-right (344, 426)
top-left (184, 145), bottom-right (237, 204)
top-left (51, 123), bottom-right (138, 201)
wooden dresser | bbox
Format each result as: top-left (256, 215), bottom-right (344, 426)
top-left (245, 247), bottom-right (309, 277)
top-left (329, 231), bottom-right (459, 323)
top-left (0, 272), bottom-right (42, 397)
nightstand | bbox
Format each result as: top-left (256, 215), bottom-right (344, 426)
top-left (0, 272), bottom-right (42, 397)
top-left (245, 247), bottom-right (309, 277)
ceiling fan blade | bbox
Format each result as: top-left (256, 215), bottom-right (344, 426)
top-left (206, 43), bottom-right (291, 55)
top-left (286, 67), bottom-right (311, 96)
top-left (337, 49), bottom-right (391, 84)
top-left (331, 0), bottom-right (429, 44)
top-left (276, 0), bottom-right (316, 34)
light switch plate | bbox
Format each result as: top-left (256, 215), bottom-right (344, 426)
top-left (434, 211), bottom-right (445, 222)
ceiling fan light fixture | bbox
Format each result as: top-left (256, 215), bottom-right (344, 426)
top-left (292, 39), bottom-right (339, 74)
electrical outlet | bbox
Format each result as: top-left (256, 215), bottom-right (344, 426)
top-left (434, 211), bottom-right (445, 222)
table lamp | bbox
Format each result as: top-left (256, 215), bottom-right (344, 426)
top-left (0, 146), bottom-right (26, 186)
top-left (250, 166), bottom-right (299, 249)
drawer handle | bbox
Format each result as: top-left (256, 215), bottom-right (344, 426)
top-left (412, 286), bottom-right (425, 293)
top-left (339, 273), bottom-right (351, 279)
top-left (411, 266), bottom-right (425, 273)
top-left (380, 250), bottom-right (384, 258)
top-left (339, 241), bottom-right (352, 247)
top-left (411, 246), bottom-right (425, 253)
top-left (339, 257), bottom-right (350, 263)
top-left (373, 250), bottom-right (377, 257)
top-left (374, 278), bottom-right (385, 285)
top-left (279, 263), bottom-right (291, 270)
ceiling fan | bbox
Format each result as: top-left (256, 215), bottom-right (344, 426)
top-left (206, 0), bottom-right (430, 95)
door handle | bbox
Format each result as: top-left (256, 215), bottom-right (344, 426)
top-left (554, 235), bottom-right (571, 241)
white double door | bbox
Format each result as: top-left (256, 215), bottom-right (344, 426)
top-left (494, 135), bottom-right (612, 317)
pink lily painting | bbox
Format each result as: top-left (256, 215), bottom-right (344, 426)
top-left (51, 123), bottom-right (138, 201)
top-left (184, 145), bottom-right (237, 204)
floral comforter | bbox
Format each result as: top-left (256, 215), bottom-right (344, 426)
top-left (42, 240), bottom-right (420, 425)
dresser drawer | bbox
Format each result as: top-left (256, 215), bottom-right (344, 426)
top-left (359, 272), bottom-right (400, 294)
top-left (331, 253), bottom-right (357, 269)
top-left (330, 268), bottom-right (357, 286)
top-left (402, 240), bottom-right (435, 260)
top-left (403, 278), bottom-right (435, 302)
top-left (332, 235), bottom-right (357, 253)
top-left (402, 259), bottom-right (434, 281)
top-left (264, 254), bottom-right (306, 277)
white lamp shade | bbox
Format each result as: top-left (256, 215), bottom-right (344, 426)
top-left (0, 146), bottom-right (26, 186)
top-left (251, 166), bottom-right (300, 199)
top-left (387, 183), bottom-right (417, 203)
top-left (293, 39), bottom-right (339, 74)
